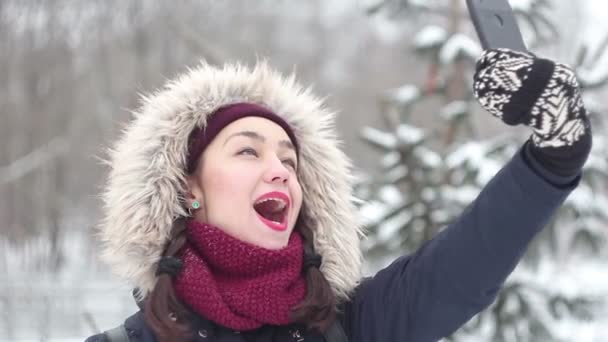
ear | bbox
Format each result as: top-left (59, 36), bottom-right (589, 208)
top-left (186, 174), bottom-right (205, 206)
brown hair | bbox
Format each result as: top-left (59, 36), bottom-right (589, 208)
top-left (143, 219), bottom-right (191, 342)
top-left (290, 214), bottom-right (337, 332)
top-left (143, 217), bottom-right (336, 341)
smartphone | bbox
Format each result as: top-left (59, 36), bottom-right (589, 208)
top-left (466, 0), bottom-right (528, 52)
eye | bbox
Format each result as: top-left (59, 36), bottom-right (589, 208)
top-left (237, 147), bottom-right (258, 157)
top-left (282, 158), bottom-right (298, 170)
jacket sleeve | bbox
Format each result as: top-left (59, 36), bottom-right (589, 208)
top-left (84, 334), bottom-right (109, 342)
top-left (342, 144), bottom-right (580, 342)
top-left (84, 311), bottom-right (155, 342)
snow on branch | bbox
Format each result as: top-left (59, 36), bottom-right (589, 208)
top-left (440, 100), bottom-right (469, 121)
top-left (439, 33), bottom-right (482, 64)
top-left (384, 84), bottom-right (421, 106)
top-left (414, 25), bottom-right (448, 51)
top-left (0, 137), bottom-right (68, 185)
top-left (575, 36), bottom-right (608, 90)
top-left (361, 127), bottom-right (399, 150)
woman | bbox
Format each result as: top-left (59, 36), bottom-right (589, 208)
top-left (87, 49), bottom-right (591, 342)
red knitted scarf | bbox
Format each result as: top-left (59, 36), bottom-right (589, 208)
top-left (173, 220), bottom-right (307, 330)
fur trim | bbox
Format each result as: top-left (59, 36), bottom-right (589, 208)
top-left (98, 61), bottom-right (364, 302)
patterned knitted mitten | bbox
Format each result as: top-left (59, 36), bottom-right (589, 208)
top-left (473, 48), bottom-right (592, 177)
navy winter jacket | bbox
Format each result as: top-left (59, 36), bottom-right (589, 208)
top-left (85, 143), bottom-right (579, 342)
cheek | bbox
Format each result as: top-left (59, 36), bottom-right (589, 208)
top-left (202, 164), bottom-right (259, 212)
top-left (291, 181), bottom-right (304, 214)
top-left (204, 167), bottom-right (246, 198)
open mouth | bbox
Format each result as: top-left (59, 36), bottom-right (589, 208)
top-left (253, 192), bottom-right (290, 231)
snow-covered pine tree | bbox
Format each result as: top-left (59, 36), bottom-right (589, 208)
top-left (357, 1), bottom-right (608, 340)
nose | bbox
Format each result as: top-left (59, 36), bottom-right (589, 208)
top-left (263, 155), bottom-right (290, 184)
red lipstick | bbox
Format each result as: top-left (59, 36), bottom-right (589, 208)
top-left (253, 191), bottom-right (291, 231)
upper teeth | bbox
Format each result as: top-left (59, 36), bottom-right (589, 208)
top-left (255, 197), bottom-right (287, 209)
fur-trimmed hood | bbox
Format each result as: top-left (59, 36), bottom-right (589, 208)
top-left (98, 61), bottom-right (364, 302)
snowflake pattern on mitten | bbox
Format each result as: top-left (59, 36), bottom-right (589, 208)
top-left (473, 48), bottom-right (590, 149)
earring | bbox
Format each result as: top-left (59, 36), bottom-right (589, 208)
top-left (188, 200), bottom-right (201, 217)
top-left (192, 200), bottom-right (200, 209)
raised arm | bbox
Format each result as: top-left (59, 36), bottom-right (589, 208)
top-left (343, 49), bottom-right (592, 342)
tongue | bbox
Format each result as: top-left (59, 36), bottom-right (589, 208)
top-left (254, 201), bottom-right (284, 222)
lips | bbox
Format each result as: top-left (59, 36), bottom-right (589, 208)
top-left (253, 191), bottom-right (290, 231)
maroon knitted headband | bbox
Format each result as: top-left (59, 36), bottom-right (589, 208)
top-left (187, 102), bottom-right (299, 173)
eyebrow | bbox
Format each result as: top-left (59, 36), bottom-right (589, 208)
top-left (223, 130), bottom-right (295, 151)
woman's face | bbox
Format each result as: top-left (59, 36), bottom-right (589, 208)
top-left (187, 116), bottom-right (303, 249)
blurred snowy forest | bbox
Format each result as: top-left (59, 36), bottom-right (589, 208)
top-left (358, 0), bottom-right (608, 341)
top-left (1, 0), bottom-right (607, 341)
